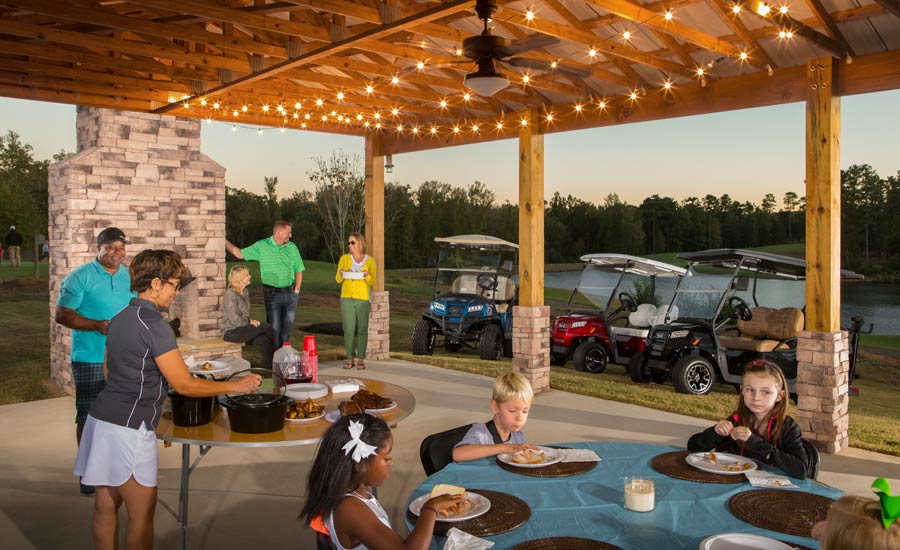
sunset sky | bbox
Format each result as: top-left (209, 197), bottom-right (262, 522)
top-left (2, 89), bottom-right (898, 207)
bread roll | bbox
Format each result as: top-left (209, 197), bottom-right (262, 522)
top-left (430, 483), bottom-right (466, 499)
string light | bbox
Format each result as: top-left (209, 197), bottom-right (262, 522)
top-left (550, 61), bottom-right (558, 69)
top-left (472, 123), bottom-right (479, 132)
top-left (232, 125), bottom-right (237, 132)
top-left (366, 85), bottom-right (374, 94)
top-left (276, 104), bottom-right (284, 113)
top-left (545, 113), bottom-right (554, 122)
top-left (357, 113), bottom-right (364, 121)
top-left (321, 114), bottom-right (328, 121)
top-left (374, 112), bottom-right (381, 120)
top-left (364, 121), bottom-right (370, 128)
top-left (455, 47), bottom-right (463, 56)
top-left (525, 10), bottom-right (535, 21)
top-left (242, 105), bottom-right (249, 112)
top-left (739, 51), bottom-right (749, 61)
top-left (522, 75), bottom-right (530, 84)
top-left (588, 48), bottom-right (597, 57)
top-left (439, 99), bottom-right (448, 109)
top-left (416, 61), bottom-right (425, 70)
top-left (697, 67), bottom-right (705, 76)
top-left (262, 104), bottom-right (269, 112)
top-left (663, 80), bottom-right (673, 90)
top-left (294, 102), bottom-right (301, 109)
top-left (375, 122), bottom-right (382, 129)
top-left (520, 117), bottom-right (528, 126)
top-left (779, 5), bottom-right (788, 13)
top-left (598, 99), bottom-right (607, 109)
top-left (315, 98), bottom-right (324, 107)
top-left (391, 76), bottom-right (400, 85)
top-left (430, 126), bottom-right (438, 134)
top-left (337, 91), bottom-right (344, 100)
top-left (732, 4), bottom-right (741, 13)
top-left (412, 126), bottom-right (419, 134)
top-left (232, 110), bottom-right (239, 117)
top-left (629, 91), bottom-right (638, 100)
top-left (622, 31), bottom-right (632, 40)
top-left (293, 113), bottom-right (299, 119)
top-left (453, 125), bottom-right (460, 133)
top-left (391, 108), bottom-right (399, 116)
top-left (664, 10), bottom-right (673, 21)
top-left (757, 2), bottom-right (771, 15)
top-left (200, 98), bottom-right (207, 106)
top-left (330, 110), bottom-right (337, 117)
top-left (463, 93), bottom-right (471, 102)
top-left (257, 128), bottom-right (263, 135)
top-left (496, 121), bottom-right (503, 130)
top-left (396, 124), bottom-right (403, 132)
top-left (301, 122), bottom-right (307, 128)
top-left (304, 113), bottom-right (311, 120)
top-left (213, 102), bottom-right (220, 110)
top-left (574, 103), bottom-right (583, 112)
top-left (183, 102), bottom-right (190, 109)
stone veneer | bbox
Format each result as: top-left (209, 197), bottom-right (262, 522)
top-left (512, 305), bottom-right (551, 392)
top-left (48, 107), bottom-right (229, 395)
top-left (795, 330), bottom-right (850, 453)
top-left (366, 291), bottom-right (390, 360)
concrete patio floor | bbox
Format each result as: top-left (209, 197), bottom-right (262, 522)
top-left (2, 358), bottom-right (899, 549)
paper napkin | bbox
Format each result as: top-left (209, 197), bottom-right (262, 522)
top-left (443, 527), bottom-right (494, 550)
top-left (325, 378), bottom-right (364, 393)
top-left (560, 448), bottom-right (602, 463)
top-left (744, 469), bottom-right (799, 488)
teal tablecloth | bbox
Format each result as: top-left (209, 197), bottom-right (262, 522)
top-left (406, 442), bottom-right (841, 549)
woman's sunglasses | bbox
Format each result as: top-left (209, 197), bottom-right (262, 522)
top-left (348, 241), bottom-right (356, 245)
top-left (162, 279), bottom-right (182, 291)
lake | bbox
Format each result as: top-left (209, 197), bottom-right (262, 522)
top-left (541, 271), bottom-right (900, 335)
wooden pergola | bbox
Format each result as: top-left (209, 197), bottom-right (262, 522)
top-left (4, 0), bottom-right (899, 451)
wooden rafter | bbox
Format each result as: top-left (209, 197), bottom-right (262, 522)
top-left (801, 0), bottom-right (856, 58)
top-left (736, 3), bottom-right (846, 58)
top-left (870, 0), bottom-right (900, 20)
top-left (704, 0), bottom-right (778, 69)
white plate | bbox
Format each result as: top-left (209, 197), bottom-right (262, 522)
top-left (365, 400), bottom-right (397, 413)
top-left (285, 411), bottom-right (325, 423)
top-left (342, 271), bottom-right (365, 280)
top-left (325, 410), bottom-right (340, 423)
top-left (686, 452), bottom-right (758, 475)
top-left (285, 383), bottom-right (328, 401)
top-left (408, 492), bottom-right (491, 522)
top-left (188, 360), bottom-right (231, 375)
top-left (497, 446), bottom-right (563, 468)
top-left (700, 533), bottom-right (792, 549)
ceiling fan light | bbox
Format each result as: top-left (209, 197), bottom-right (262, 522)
top-left (465, 68), bottom-right (509, 96)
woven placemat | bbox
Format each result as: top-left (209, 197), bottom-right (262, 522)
top-left (407, 489), bottom-right (530, 537)
top-left (650, 451), bottom-right (745, 484)
top-left (728, 489), bottom-right (835, 537)
top-left (495, 447), bottom-right (598, 477)
top-left (510, 537), bottom-right (622, 550)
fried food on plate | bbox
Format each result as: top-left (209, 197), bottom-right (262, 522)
top-left (511, 448), bottom-right (545, 465)
top-left (429, 484), bottom-right (471, 518)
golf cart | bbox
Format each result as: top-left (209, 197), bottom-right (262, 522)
top-left (551, 254), bottom-right (686, 373)
top-left (411, 235), bottom-right (518, 360)
top-left (628, 249), bottom-right (863, 395)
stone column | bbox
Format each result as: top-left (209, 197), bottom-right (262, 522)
top-left (795, 330), bottom-right (850, 453)
top-left (366, 291), bottom-right (390, 360)
top-left (512, 305), bottom-right (551, 393)
top-left (49, 107), bottom-right (229, 395)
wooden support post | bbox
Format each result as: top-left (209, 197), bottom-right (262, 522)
top-left (518, 106), bottom-right (544, 307)
top-left (364, 133), bottom-right (385, 292)
top-left (805, 57), bottom-right (841, 333)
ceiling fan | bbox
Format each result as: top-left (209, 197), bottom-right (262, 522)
top-left (397, 0), bottom-right (591, 96)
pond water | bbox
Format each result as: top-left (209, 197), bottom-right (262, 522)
top-left (540, 271), bottom-right (900, 335)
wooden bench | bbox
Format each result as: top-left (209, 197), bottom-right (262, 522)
top-left (177, 337), bottom-right (243, 362)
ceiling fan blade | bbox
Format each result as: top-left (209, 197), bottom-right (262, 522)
top-left (497, 34), bottom-right (558, 57)
top-left (504, 57), bottom-right (592, 78)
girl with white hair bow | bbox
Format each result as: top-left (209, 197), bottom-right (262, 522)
top-left (301, 414), bottom-right (463, 549)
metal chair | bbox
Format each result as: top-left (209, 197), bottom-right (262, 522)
top-left (419, 424), bottom-right (472, 476)
top-left (802, 438), bottom-right (820, 480)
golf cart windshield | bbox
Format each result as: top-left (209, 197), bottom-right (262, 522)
top-left (671, 266), bottom-right (733, 319)
top-left (571, 255), bottom-right (685, 311)
top-left (433, 235), bottom-right (518, 298)
top-left (574, 267), bottom-right (620, 309)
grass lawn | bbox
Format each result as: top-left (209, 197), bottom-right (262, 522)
top-left (3, 255), bottom-right (900, 456)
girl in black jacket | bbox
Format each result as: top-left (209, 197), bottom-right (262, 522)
top-left (687, 360), bottom-right (809, 479)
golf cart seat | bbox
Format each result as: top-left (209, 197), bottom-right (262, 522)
top-left (494, 276), bottom-right (516, 313)
top-left (649, 305), bottom-right (678, 326)
top-left (628, 304), bottom-right (658, 328)
top-left (719, 307), bottom-right (804, 352)
top-left (451, 275), bottom-right (479, 294)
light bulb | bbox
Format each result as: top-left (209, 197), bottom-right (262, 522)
top-left (366, 85), bottom-right (374, 94)
top-left (294, 102), bottom-right (301, 109)
top-left (575, 104), bottom-right (583, 112)
top-left (779, 5), bottom-right (788, 13)
top-left (623, 31), bottom-right (631, 40)
top-left (663, 81), bottom-right (672, 90)
top-left (391, 76), bottom-right (399, 84)
top-left (732, 4), bottom-right (741, 13)
top-left (589, 48), bottom-right (597, 57)
top-left (453, 126), bottom-right (460, 133)
top-left (740, 51), bottom-right (748, 60)
top-left (463, 93), bottom-right (471, 101)
top-left (213, 102), bottom-right (220, 109)
top-left (757, 2), bottom-right (770, 15)
top-left (301, 122), bottom-right (307, 128)
top-left (374, 112), bottom-right (381, 119)
top-left (262, 104), bottom-right (269, 112)
top-left (391, 108), bottom-right (399, 116)
top-left (630, 91), bottom-right (638, 100)
top-left (525, 10), bottom-right (534, 21)
top-left (231, 125), bottom-right (237, 132)
top-left (550, 61), bottom-right (558, 69)
top-left (416, 61), bottom-right (424, 70)
top-left (523, 75), bottom-right (530, 83)
top-left (545, 113), bottom-right (553, 122)
top-left (496, 122), bottom-right (503, 129)
top-left (440, 99), bottom-right (448, 108)
top-left (430, 127), bottom-right (437, 134)
top-left (200, 98), bottom-right (207, 106)
top-left (598, 100), bottom-right (607, 109)
top-left (315, 98), bottom-right (323, 107)
top-left (664, 10), bottom-right (673, 20)
top-left (337, 91), bottom-right (344, 100)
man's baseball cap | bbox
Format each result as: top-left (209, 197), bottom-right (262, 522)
top-left (97, 227), bottom-right (131, 246)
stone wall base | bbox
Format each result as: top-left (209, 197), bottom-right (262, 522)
top-left (512, 305), bottom-right (551, 393)
top-left (795, 330), bottom-right (850, 453)
top-left (366, 291), bottom-right (390, 360)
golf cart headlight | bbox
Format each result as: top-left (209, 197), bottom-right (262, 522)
top-left (432, 301), bottom-right (445, 312)
top-left (467, 304), bottom-right (484, 313)
top-left (571, 320), bottom-right (587, 329)
top-left (670, 329), bottom-right (690, 339)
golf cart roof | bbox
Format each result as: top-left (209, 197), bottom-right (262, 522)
top-left (434, 235), bottom-right (519, 250)
top-left (676, 249), bottom-right (864, 280)
top-left (579, 253), bottom-right (686, 278)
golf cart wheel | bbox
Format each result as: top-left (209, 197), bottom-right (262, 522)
top-left (411, 320), bottom-right (435, 355)
top-left (672, 355), bottom-right (717, 395)
top-left (445, 341), bottom-right (463, 352)
top-left (479, 324), bottom-right (503, 361)
top-left (628, 351), bottom-right (650, 383)
top-left (574, 341), bottom-right (608, 374)
top-left (550, 353), bottom-right (568, 367)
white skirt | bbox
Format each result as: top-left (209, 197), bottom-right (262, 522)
top-left (73, 415), bottom-right (159, 488)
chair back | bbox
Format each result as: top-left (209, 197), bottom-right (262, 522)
top-left (316, 532), bottom-right (335, 550)
top-left (802, 438), bottom-right (820, 480)
top-left (419, 424), bottom-right (472, 476)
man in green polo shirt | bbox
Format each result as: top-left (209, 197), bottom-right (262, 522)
top-left (226, 220), bottom-right (305, 344)
top-left (55, 226), bottom-right (136, 495)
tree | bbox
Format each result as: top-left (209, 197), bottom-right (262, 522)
top-left (308, 151), bottom-right (365, 263)
top-left (263, 176), bottom-right (280, 220)
top-left (782, 191), bottom-right (799, 242)
top-left (0, 131), bottom-right (51, 251)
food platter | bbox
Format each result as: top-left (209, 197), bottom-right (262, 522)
top-left (408, 492), bottom-right (491, 522)
top-left (342, 271), bottom-right (365, 280)
top-left (497, 446), bottom-right (564, 469)
top-left (188, 360), bottom-right (231, 375)
top-left (686, 452), bottom-right (757, 475)
top-left (285, 383), bottom-right (328, 401)
top-left (365, 400), bottom-right (397, 413)
top-left (285, 411), bottom-right (325, 423)
top-left (699, 533), bottom-right (792, 549)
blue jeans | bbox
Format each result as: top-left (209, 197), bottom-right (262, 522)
top-left (264, 286), bottom-right (299, 345)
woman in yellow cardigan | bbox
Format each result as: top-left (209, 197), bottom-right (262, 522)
top-left (335, 232), bottom-right (377, 369)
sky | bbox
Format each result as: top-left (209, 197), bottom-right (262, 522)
top-left (1, 89), bottom-right (898, 207)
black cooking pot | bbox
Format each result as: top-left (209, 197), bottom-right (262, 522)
top-left (168, 389), bottom-right (213, 427)
top-left (221, 368), bottom-right (293, 434)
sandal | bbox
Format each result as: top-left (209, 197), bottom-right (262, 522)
top-left (343, 359), bottom-right (354, 370)
top-left (356, 360), bottom-right (366, 370)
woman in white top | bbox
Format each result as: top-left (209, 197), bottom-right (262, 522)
top-left (301, 414), bottom-right (461, 550)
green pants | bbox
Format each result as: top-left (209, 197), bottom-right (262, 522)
top-left (341, 298), bottom-right (371, 359)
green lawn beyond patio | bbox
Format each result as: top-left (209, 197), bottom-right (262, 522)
top-left (2, 258), bottom-right (899, 456)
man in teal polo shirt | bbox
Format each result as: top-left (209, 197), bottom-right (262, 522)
top-left (55, 226), bottom-right (135, 495)
top-left (226, 220), bottom-right (305, 344)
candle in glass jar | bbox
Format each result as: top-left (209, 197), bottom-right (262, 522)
top-left (624, 477), bottom-right (655, 512)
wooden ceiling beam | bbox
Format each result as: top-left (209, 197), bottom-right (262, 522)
top-left (0, 38), bottom-right (218, 82)
top-left (498, 7), bottom-right (692, 77)
top-left (704, 0), bottom-right (777, 69)
top-left (870, 0), bottom-right (900, 19)
top-left (0, 58), bottom-right (191, 95)
top-left (0, 82), bottom-right (150, 110)
top-left (281, 0), bottom-right (383, 24)
top-left (736, 5), bottom-right (846, 57)
top-left (581, 0), bottom-right (743, 59)
top-left (0, 70), bottom-right (171, 103)
top-left (801, 0), bottom-right (855, 56)
top-left (153, 0), bottom-right (477, 113)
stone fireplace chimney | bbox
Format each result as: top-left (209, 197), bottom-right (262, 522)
top-left (48, 107), bottom-right (228, 395)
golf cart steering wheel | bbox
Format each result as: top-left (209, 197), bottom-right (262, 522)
top-left (618, 292), bottom-right (638, 312)
top-left (476, 273), bottom-right (496, 291)
top-left (729, 296), bottom-right (753, 321)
